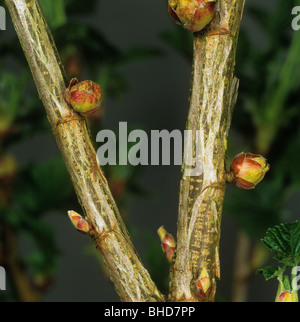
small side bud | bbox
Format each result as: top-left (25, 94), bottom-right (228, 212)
top-left (68, 210), bottom-right (92, 235)
top-left (229, 152), bottom-right (270, 189)
top-left (157, 226), bottom-right (176, 263)
top-left (64, 78), bottom-right (102, 116)
top-left (196, 268), bottom-right (211, 298)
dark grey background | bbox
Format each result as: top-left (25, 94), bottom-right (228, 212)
top-left (4, 0), bottom-right (299, 301)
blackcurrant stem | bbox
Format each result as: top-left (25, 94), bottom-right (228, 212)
top-left (170, 0), bottom-right (245, 302)
top-left (6, 0), bottom-right (164, 302)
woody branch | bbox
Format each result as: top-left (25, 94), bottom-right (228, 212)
top-left (6, 0), bottom-right (164, 302)
top-left (169, 0), bottom-right (245, 302)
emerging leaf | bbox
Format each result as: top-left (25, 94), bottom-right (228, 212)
top-left (258, 266), bottom-right (283, 281)
top-left (261, 221), bottom-right (300, 267)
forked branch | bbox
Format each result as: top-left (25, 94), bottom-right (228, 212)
top-left (7, 0), bottom-right (246, 303)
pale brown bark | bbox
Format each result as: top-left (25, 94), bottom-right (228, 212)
top-left (169, 0), bottom-right (245, 302)
top-left (6, 0), bottom-right (164, 302)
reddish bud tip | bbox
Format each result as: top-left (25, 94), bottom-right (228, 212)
top-left (157, 226), bottom-right (176, 263)
top-left (196, 268), bottom-right (211, 297)
top-left (68, 210), bottom-right (92, 234)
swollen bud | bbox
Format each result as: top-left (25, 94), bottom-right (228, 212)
top-left (229, 152), bottom-right (270, 189)
top-left (277, 290), bottom-right (298, 302)
top-left (196, 268), bottom-right (211, 298)
top-left (157, 226), bottom-right (176, 263)
top-left (168, 0), bottom-right (216, 32)
top-left (68, 210), bottom-right (92, 235)
top-left (64, 78), bottom-right (102, 116)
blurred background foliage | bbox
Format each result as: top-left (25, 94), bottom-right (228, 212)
top-left (0, 0), bottom-right (300, 301)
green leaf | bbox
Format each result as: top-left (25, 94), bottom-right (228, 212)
top-left (282, 274), bottom-right (291, 292)
top-left (258, 266), bottom-right (283, 281)
top-left (261, 221), bottom-right (300, 266)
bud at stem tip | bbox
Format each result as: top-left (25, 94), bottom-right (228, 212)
top-left (168, 0), bottom-right (216, 32)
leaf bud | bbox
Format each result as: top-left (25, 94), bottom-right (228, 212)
top-left (157, 226), bottom-right (176, 263)
top-left (230, 152), bottom-right (270, 189)
top-left (168, 0), bottom-right (216, 32)
top-left (196, 268), bottom-right (211, 297)
top-left (64, 78), bottom-right (102, 116)
top-left (68, 210), bottom-right (92, 234)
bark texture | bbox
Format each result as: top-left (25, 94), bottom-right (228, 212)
top-left (6, 0), bottom-right (245, 303)
top-left (6, 0), bottom-right (164, 302)
top-left (169, 0), bottom-right (245, 302)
